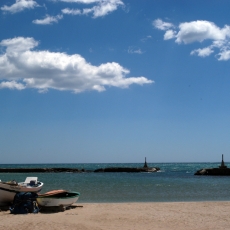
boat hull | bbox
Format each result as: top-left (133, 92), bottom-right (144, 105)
top-left (0, 181), bottom-right (43, 205)
top-left (37, 191), bottom-right (80, 207)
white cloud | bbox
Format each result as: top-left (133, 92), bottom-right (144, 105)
top-left (164, 30), bottom-right (176, 40)
top-left (33, 14), bottom-right (63, 25)
top-left (61, 8), bottom-right (81, 15)
top-left (128, 47), bottom-right (144, 54)
top-left (176, 21), bottom-right (230, 44)
top-left (141, 35), bottom-right (152, 43)
top-left (0, 37), bottom-right (153, 93)
top-left (0, 37), bottom-right (38, 53)
top-left (61, 0), bottom-right (124, 18)
top-left (154, 19), bottom-right (230, 61)
top-left (1, 0), bottom-right (123, 20)
top-left (89, 0), bottom-right (123, 17)
top-left (218, 50), bottom-right (230, 61)
top-left (0, 81), bottom-right (25, 90)
top-left (190, 47), bottom-right (214, 57)
top-left (1, 0), bottom-right (39, 14)
top-left (60, 0), bottom-right (101, 3)
top-left (153, 19), bottom-right (174, 31)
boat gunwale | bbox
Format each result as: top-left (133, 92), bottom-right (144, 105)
top-left (37, 191), bottom-right (80, 199)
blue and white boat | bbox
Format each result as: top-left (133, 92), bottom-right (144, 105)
top-left (0, 177), bottom-right (44, 205)
top-left (37, 190), bottom-right (80, 207)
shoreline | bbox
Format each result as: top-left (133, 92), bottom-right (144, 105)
top-left (1, 201), bottom-right (230, 230)
top-left (76, 199), bottom-right (230, 203)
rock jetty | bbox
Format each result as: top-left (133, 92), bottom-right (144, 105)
top-left (94, 157), bottom-right (160, 173)
top-left (0, 168), bottom-right (85, 173)
top-left (0, 158), bottom-right (160, 173)
top-left (94, 167), bottom-right (160, 173)
top-left (195, 154), bottom-right (230, 176)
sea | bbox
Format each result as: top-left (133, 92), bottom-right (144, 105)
top-left (0, 162), bottom-right (230, 203)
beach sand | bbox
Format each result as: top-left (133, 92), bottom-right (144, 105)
top-left (0, 202), bottom-right (230, 230)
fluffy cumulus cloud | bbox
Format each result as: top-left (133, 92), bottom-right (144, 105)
top-left (190, 47), bottom-right (214, 57)
top-left (61, 8), bottom-right (81, 15)
top-left (175, 21), bottom-right (230, 44)
top-left (33, 14), bottom-right (63, 25)
top-left (0, 81), bottom-right (25, 90)
top-left (61, 0), bottom-right (124, 18)
top-left (153, 19), bottom-right (230, 61)
top-left (1, 0), bottom-right (124, 22)
top-left (164, 30), bottom-right (176, 40)
top-left (153, 19), bottom-right (174, 31)
top-left (1, 0), bottom-right (39, 13)
top-left (0, 37), bottom-right (153, 93)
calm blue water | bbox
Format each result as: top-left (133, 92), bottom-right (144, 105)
top-left (0, 163), bottom-right (230, 203)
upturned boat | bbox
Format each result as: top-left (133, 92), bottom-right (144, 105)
top-left (36, 190), bottom-right (80, 207)
top-left (0, 177), bottom-right (44, 205)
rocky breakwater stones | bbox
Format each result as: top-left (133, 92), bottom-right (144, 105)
top-left (194, 167), bottom-right (230, 176)
top-left (0, 168), bottom-right (85, 173)
top-left (94, 167), bottom-right (160, 173)
top-left (194, 155), bottom-right (230, 176)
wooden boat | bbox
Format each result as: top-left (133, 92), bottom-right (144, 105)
top-left (37, 190), bottom-right (80, 207)
top-left (0, 177), bottom-right (44, 205)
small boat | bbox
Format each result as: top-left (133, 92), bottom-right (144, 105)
top-left (37, 190), bottom-right (80, 207)
top-left (0, 177), bottom-right (44, 205)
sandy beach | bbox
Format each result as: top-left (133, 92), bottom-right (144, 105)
top-left (1, 202), bottom-right (230, 230)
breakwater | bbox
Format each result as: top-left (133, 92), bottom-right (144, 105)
top-left (0, 158), bottom-right (160, 173)
top-left (0, 168), bottom-right (84, 173)
top-left (194, 167), bottom-right (230, 176)
top-left (94, 167), bottom-right (160, 172)
top-left (0, 167), bottom-right (160, 173)
top-left (194, 154), bottom-right (230, 176)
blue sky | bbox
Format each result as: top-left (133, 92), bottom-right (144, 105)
top-left (1, 0), bottom-right (230, 163)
